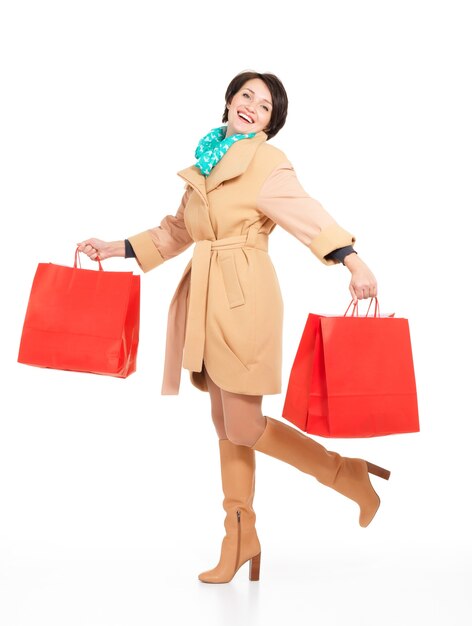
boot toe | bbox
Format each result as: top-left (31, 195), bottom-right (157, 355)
top-left (359, 491), bottom-right (381, 527)
top-left (198, 567), bottom-right (231, 584)
top-left (198, 572), bottom-right (220, 583)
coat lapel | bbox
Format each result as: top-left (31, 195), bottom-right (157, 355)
top-left (176, 166), bottom-right (207, 205)
top-left (176, 130), bottom-right (268, 199)
top-left (205, 130), bottom-right (268, 192)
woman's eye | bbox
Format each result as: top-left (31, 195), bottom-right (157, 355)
top-left (262, 105), bottom-right (269, 111)
top-left (242, 92), bottom-right (250, 98)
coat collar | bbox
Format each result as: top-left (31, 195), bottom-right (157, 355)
top-left (177, 130), bottom-right (268, 199)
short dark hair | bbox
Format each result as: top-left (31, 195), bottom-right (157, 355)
top-left (221, 70), bottom-right (289, 141)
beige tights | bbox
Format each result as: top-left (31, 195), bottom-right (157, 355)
top-left (202, 362), bottom-right (267, 447)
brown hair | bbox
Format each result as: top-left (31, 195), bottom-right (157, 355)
top-left (221, 70), bottom-right (288, 141)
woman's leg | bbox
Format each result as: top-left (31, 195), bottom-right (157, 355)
top-left (202, 362), bottom-right (227, 440)
top-left (219, 387), bottom-right (390, 528)
top-left (219, 388), bottom-right (267, 447)
top-left (198, 365), bottom-right (261, 583)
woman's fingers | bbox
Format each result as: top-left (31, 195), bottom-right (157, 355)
top-left (349, 272), bottom-right (378, 301)
top-left (358, 285), bottom-right (378, 300)
top-left (76, 239), bottom-right (104, 261)
top-left (349, 286), bottom-right (379, 303)
top-left (349, 284), bottom-right (358, 304)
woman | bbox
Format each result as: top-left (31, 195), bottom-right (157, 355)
top-left (77, 70), bottom-right (389, 584)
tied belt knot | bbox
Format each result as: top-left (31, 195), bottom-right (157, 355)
top-left (160, 227), bottom-right (268, 395)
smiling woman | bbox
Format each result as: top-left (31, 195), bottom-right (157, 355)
top-left (76, 68), bottom-right (385, 586)
top-left (222, 71), bottom-right (287, 140)
top-left (225, 78), bottom-right (273, 137)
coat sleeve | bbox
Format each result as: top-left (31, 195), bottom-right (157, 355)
top-left (256, 159), bottom-right (356, 266)
top-left (126, 186), bottom-right (194, 273)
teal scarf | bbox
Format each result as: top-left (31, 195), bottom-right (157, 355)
top-left (194, 125), bottom-right (256, 177)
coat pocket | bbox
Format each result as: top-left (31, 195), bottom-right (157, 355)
top-left (219, 253), bottom-right (245, 308)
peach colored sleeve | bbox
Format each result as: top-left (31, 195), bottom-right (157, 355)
top-left (257, 160), bottom-right (356, 266)
top-left (127, 186), bottom-right (194, 273)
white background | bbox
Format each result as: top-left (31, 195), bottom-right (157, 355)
top-left (1, 1), bottom-right (471, 624)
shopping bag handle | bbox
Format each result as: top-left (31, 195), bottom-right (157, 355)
top-left (74, 246), bottom-right (104, 271)
top-left (343, 297), bottom-right (380, 317)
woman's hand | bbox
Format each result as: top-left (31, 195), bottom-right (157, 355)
top-left (343, 253), bottom-right (378, 303)
top-left (76, 239), bottom-right (125, 262)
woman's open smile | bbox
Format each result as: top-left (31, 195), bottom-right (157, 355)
top-left (225, 77), bottom-right (273, 137)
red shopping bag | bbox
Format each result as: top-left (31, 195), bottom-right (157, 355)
top-left (282, 298), bottom-right (420, 437)
top-left (18, 247), bottom-right (140, 378)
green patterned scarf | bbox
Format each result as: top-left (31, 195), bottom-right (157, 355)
top-left (194, 125), bottom-right (256, 177)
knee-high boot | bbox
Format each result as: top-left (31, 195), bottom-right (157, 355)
top-left (251, 416), bottom-right (390, 528)
top-left (198, 439), bottom-right (262, 583)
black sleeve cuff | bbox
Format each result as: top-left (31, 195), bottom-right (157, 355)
top-left (124, 239), bottom-right (137, 259)
top-left (324, 245), bottom-right (357, 265)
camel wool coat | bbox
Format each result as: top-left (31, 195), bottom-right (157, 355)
top-left (127, 130), bottom-right (356, 396)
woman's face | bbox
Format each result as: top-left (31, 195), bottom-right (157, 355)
top-left (225, 78), bottom-right (273, 138)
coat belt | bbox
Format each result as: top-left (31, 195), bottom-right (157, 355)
top-left (160, 227), bottom-right (269, 395)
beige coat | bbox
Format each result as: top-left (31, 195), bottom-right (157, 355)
top-left (128, 130), bottom-right (356, 395)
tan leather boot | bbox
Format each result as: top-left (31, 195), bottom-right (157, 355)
top-left (198, 439), bottom-right (261, 584)
top-left (252, 416), bottom-right (390, 528)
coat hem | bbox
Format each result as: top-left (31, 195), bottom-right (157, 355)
top-left (189, 364), bottom-right (281, 396)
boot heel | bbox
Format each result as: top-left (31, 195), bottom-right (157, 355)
top-left (249, 552), bottom-right (261, 581)
top-left (366, 461), bottom-right (391, 480)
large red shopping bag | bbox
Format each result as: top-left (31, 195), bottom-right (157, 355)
top-left (18, 247), bottom-right (140, 378)
top-left (282, 298), bottom-right (420, 437)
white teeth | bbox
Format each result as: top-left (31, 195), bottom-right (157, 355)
top-left (238, 112), bottom-right (252, 123)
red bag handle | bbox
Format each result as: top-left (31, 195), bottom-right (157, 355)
top-left (74, 246), bottom-right (104, 271)
top-left (343, 296), bottom-right (380, 317)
